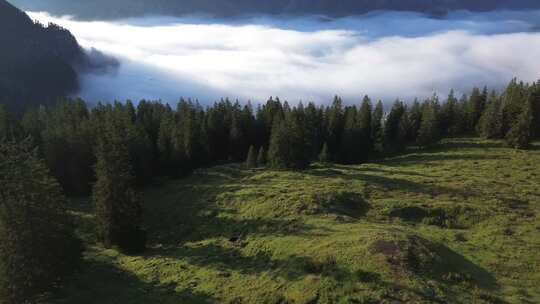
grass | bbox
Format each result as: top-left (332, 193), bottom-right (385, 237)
top-left (46, 138), bottom-right (540, 303)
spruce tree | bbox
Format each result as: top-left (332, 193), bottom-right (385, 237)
top-left (256, 146), bottom-right (267, 166)
top-left (478, 91), bottom-right (504, 139)
top-left (326, 96), bottom-right (344, 157)
top-left (339, 106), bottom-right (360, 164)
top-left (268, 111), bottom-right (309, 169)
top-left (93, 120), bottom-right (146, 254)
top-left (357, 96), bottom-right (373, 161)
top-left (383, 100), bottom-right (406, 154)
top-left (268, 115), bottom-right (288, 169)
top-left (505, 96), bottom-right (533, 149)
top-left (0, 139), bottom-right (82, 304)
top-left (533, 82), bottom-right (540, 139)
top-left (371, 100), bottom-right (384, 152)
top-left (407, 100), bottom-right (422, 143)
top-left (416, 101), bottom-right (441, 147)
top-left (468, 87), bottom-right (487, 131)
top-left (245, 145), bottom-right (257, 168)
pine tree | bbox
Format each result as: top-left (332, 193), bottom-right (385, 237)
top-left (383, 100), bottom-right (406, 154)
top-left (339, 106), bottom-right (360, 164)
top-left (268, 115), bottom-right (288, 169)
top-left (407, 99), bottom-right (422, 143)
top-left (256, 146), bottom-right (266, 166)
top-left (505, 95), bottom-right (533, 149)
top-left (326, 96), bottom-right (344, 157)
top-left (245, 145), bottom-right (257, 168)
top-left (319, 142), bottom-right (330, 163)
top-left (416, 101), bottom-right (441, 147)
top-left (440, 90), bottom-right (458, 136)
top-left (478, 91), bottom-right (504, 139)
top-left (93, 120), bottom-right (146, 254)
top-left (357, 96), bottom-right (373, 161)
top-left (532, 82), bottom-right (540, 139)
top-left (372, 100), bottom-right (384, 152)
top-left (468, 87), bottom-right (487, 131)
top-left (268, 110), bottom-right (309, 169)
top-left (0, 139), bottom-right (82, 304)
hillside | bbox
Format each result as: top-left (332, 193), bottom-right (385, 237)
top-left (46, 138), bottom-right (540, 303)
top-left (0, 0), bottom-right (83, 113)
top-left (8, 0), bottom-right (540, 19)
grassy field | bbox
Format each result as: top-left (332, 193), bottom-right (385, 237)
top-left (47, 138), bottom-right (540, 304)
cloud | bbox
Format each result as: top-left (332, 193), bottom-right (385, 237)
top-left (28, 11), bottom-right (540, 105)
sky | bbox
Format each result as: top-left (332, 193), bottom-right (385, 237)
top-left (28, 10), bottom-right (540, 105)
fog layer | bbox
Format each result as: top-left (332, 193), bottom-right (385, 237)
top-left (29, 11), bottom-right (540, 104)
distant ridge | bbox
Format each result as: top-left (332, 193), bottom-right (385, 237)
top-left (0, 0), bottom-right (85, 112)
top-left (8, 0), bottom-right (540, 20)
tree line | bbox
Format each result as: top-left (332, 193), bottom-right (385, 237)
top-left (0, 78), bottom-right (539, 303)
top-left (1, 78), bottom-right (539, 194)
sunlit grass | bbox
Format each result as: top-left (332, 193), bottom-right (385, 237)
top-left (51, 138), bottom-right (540, 304)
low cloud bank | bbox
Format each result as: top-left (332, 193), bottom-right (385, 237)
top-left (29, 11), bottom-right (540, 104)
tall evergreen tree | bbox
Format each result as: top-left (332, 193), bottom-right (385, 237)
top-left (468, 87), bottom-right (487, 131)
top-left (0, 139), bottom-right (82, 304)
top-left (407, 99), bottom-right (422, 143)
top-left (478, 91), bottom-right (504, 139)
top-left (357, 96), bottom-right (373, 161)
top-left (339, 106), bottom-right (360, 164)
top-left (268, 110), bottom-right (309, 169)
top-left (93, 120), bottom-right (146, 254)
top-left (530, 81), bottom-right (540, 138)
top-left (326, 96), bottom-right (344, 158)
top-left (372, 100), bottom-right (384, 152)
top-left (416, 101), bottom-right (441, 147)
top-left (505, 95), bottom-right (534, 149)
top-left (440, 90), bottom-right (458, 136)
top-left (383, 100), bottom-right (406, 154)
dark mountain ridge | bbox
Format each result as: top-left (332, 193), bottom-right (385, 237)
top-left (0, 0), bottom-right (84, 113)
top-left (8, 0), bottom-right (540, 20)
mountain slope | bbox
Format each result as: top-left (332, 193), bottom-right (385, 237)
top-left (0, 0), bottom-right (84, 112)
top-left (8, 0), bottom-right (540, 19)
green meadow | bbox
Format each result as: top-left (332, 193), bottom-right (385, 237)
top-left (48, 138), bottom-right (540, 304)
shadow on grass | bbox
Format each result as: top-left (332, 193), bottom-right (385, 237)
top-left (384, 153), bottom-right (507, 167)
top-left (147, 209), bottom-right (334, 246)
top-left (305, 169), bottom-right (474, 198)
top-left (431, 243), bottom-right (499, 291)
top-left (46, 257), bottom-right (214, 304)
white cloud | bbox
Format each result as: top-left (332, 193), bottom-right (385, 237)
top-left (28, 11), bottom-right (540, 105)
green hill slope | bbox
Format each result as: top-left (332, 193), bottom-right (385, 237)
top-left (49, 138), bottom-right (540, 304)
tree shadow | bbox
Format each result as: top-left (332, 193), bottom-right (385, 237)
top-left (146, 207), bottom-right (334, 246)
top-left (46, 256), bottom-right (214, 304)
top-left (384, 153), bottom-right (507, 167)
top-left (436, 139), bottom-right (506, 150)
top-left (305, 169), bottom-right (474, 198)
top-left (333, 164), bottom-right (434, 178)
top-left (430, 243), bottom-right (499, 291)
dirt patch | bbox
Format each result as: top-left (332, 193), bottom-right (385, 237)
top-left (309, 191), bottom-right (370, 218)
top-left (370, 235), bottom-right (437, 274)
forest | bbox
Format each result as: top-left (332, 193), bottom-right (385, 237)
top-left (1, 79), bottom-right (538, 194)
top-left (1, 77), bottom-right (539, 303)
